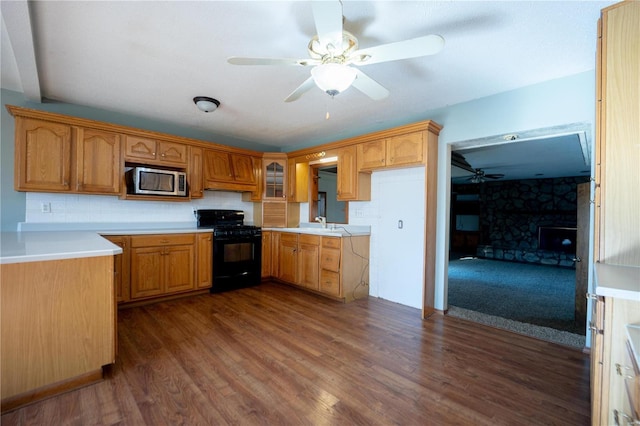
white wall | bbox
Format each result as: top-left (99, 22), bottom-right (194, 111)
top-left (25, 191), bottom-right (255, 225)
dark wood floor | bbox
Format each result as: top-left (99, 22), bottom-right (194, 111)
top-left (2, 282), bottom-right (590, 425)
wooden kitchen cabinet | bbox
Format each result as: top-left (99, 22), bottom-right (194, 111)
top-left (14, 117), bottom-right (72, 192)
top-left (103, 235), bottom-right (130, 303)
top-left (189, 146), bottom-right (204, 199)
top-left (263, 153), bottom-right (287, 199)
top-left (124, 135), bottom-right (188, 167)
top-left (261, 230), bottom-right (273, 278)
top-left (1, 255), bottom-right (115, 409)
top-left (129, 234), bottom-right (195, 300)
top-left (14, 116), bottom-right (121, 195)
top-left (196, 233), bottom-right (213, 289)
top-left (75, 127), bottom-right (121, 194)
top-left (277, 233), bottom-right (299, 284)
top-left (594, 1), bottom-right (640, 267)
top-left (203, 149), bottom-right (257, 191)
top-left (269, 231), bottom-right (370, 302)
top-left (287, 157), bottom-right (309, 202)
top-left (591, 293), bottom-right (640, 425)
top-left (298, 234), bottom-right (320, 290)
top-left (356, 132), bottom-right (424, 172)
top-left (357, 139), bottom-right (386, 170)
top-left (337, 145), bottom-right (370, 201)
top-left (275, 233), bottom-right (320, 290)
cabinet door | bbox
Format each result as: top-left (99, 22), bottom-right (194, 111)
top-left (158, 141), bottom-right (188, 166)
top-left (298, 235), bottom-right (320, 290)
top-left (337, 145), bottom-right (357, 200)
top-left (386, 132), bottom-right (423, 167)
top-left (15, 118), bottom-right (72, 191)
top-left (104, 235), bottom-right (130, 303)
top-left (75, 128), bottom-right (121, 194)
top-left (357, 140), bottom-right (386, 170)
top-left (263, 157), bottom-right (286, 199)
top-left (261, 231), bottom-right (272, 278)
top-left (204, 150), bottom-right (234, 182)
top-left (124, 135), bottom-right (157, 161)
top-left (196, 233), bottom-right (212, 288)
top-left (231, 154), bottom-right (256, 184)
top-left (190, 146), bottom-right (204, 198)
top-left (164, 244), bottom-right (195, 293)
top-left (262, 201), bottom-right (287, 228)
top-left (278, 234), bottom-right (298, 283)
top-left (130, 247), bottom-right (164, 299)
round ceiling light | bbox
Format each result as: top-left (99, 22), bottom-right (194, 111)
top-left (193, 96), bottom-right (220, 113)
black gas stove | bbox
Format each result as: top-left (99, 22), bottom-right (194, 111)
top-left (196, 209), bottom-right (261, 238)
top-left (195, 209), bottom-right (262, 293)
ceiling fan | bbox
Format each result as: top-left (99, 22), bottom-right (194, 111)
top-left (467, 168), bottom-right (505, 184)
top-left (227, 1), bottom-right (445, 102)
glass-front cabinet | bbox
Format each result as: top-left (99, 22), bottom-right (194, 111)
top-left (263, 153), bottom-right (287, 199)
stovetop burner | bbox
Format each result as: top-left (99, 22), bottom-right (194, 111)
top-left (195, 209), bottom-right (261, 237)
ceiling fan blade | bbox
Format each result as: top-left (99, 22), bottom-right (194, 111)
top-left (351, 69), bottom-right (389, 100)
top-left (284, 77), bottom-right (317, 103)
top-left (349, 34), bottom-right (445, 66)
top-left (311, 0), bottom-right (344, 51)
top-left (227, 57), bottom-right (318, 67)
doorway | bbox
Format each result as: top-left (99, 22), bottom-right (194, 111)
top-left (444, 129), bottom-right (592, 344)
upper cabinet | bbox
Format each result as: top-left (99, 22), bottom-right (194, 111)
top-left (263, 153), bottom-right (287, 199)
top-left (75, 127), bottom-right (121, 194)
top-left (337, 145), bottom-right (370, 201)
top-left (13, 116), bottom-right (121, 195)
top-left (14, 117), bottom-right (72, 192)
top-left (124, 135), bottom-right (188, 167)
top-left (357, 132), bottom-right (424, 172)
top-left (189, 146), bottom-right (204, 199)
top-left (594, 1), bottom-right (640, 266)
top-left (203, 149), bottom-right (258, 192)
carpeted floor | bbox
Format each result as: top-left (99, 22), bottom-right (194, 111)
top-left (447, 257), bottom-right (585, 338)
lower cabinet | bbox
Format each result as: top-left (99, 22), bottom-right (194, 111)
top-left (271, 231), bottom-right (370, 302)
top-left (103, 232), bottom-right (212, 306)
top-left (592, 294), bottom-right (640, 425)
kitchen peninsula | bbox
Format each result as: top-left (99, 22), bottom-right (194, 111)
top-left (1, 231), bottom-right (122, 411)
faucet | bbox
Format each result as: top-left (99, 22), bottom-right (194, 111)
top-left (315, 216), bottom-right (327, 228)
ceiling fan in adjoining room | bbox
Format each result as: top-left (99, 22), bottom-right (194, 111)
top-left (227, 0), bottom-right (445, 102)
top-left (466, 168), bottom-right (505, 184)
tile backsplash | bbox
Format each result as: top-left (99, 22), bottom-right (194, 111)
top-left (25, 191), bottom-right (255, 224)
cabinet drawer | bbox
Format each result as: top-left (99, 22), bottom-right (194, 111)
top-left (299, 234), bottom-right (320, 245)
top-left (320, 270), bottom-right (340, 297)
top-left (322, 237), bottom-right (341, 249)
top-left (130, 234), bottom-right (195, 248)
top-left (321, 248), bottom-right (340, 272)
top-left (279, 233), bottom-right (298, 244)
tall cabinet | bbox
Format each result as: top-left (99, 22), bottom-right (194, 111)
top-left (591, 2), bottom-right (640, 425)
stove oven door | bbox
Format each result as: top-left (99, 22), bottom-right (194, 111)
top-left (212, 232), bottom-right (262, 293)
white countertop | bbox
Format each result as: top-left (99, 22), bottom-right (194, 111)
top-left (2, 224), bottom-right (213, 264)
top-left (264, 224), bottom-right (370, 237)
top-left (1, 231), bottom-right (123, 264)
top-left (595, 263), bottom-right (640, 301)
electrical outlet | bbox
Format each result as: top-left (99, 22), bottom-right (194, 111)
top-left (41, 202), bottom-right (52, 213)
top-left (355, 209), bottom-right (364, 218)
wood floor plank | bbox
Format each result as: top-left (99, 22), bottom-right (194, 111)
top-left (2, 282), bottom-right (590, 425)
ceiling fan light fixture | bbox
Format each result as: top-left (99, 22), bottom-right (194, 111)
top-left (311, 63), bottom-right (357, 96)
top-left (193, 96), bottom-right (220, 113)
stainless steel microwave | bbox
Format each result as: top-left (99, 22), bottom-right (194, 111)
top-left (125, 167), bottom-right (187, 197)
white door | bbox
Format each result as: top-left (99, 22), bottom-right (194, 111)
top-left (374, 168), bottom-right (425, 309)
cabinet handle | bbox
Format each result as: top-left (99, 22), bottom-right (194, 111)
top-left (615, 363), bottom-right (635, 379)
top-left (160, 239), bottom-right (169, 244)
top-left (613, 410), bottom-right (637, 426)
top-left (589, 321), bottom-right (603, 335)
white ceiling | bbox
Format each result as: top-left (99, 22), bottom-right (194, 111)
top-left (1, 0), bottom-right (615, 179)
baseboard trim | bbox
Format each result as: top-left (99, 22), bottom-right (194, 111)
top-left (1, 368), bottom-right (105, 414)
